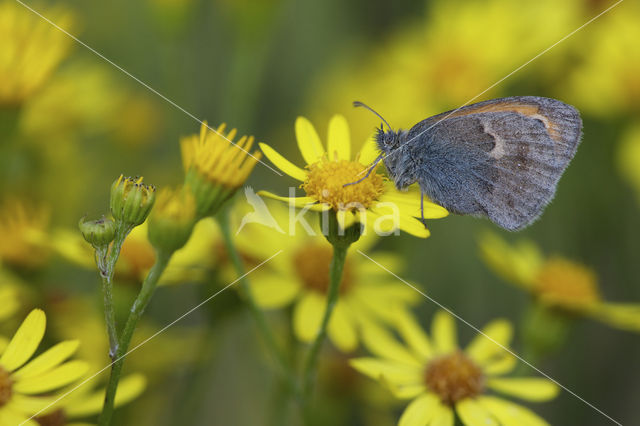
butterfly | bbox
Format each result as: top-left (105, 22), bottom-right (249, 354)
top-left (350, 96), bottom-right (582, 230)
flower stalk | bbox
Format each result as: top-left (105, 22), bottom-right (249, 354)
top-left (98, 250), bottom-right (172, 426)
top-left (301, 212), bottom-right (361, 400)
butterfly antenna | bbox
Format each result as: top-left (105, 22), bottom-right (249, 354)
top-left (343, 153), bottom-right (384, 187)
top-left (353, 101), bottom-right (392, 131)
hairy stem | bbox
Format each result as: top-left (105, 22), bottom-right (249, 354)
top-left (98, 250), bottom-right (171, 426)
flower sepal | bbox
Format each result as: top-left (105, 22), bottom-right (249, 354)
top-left (323, 211), bottom-right (362, 249)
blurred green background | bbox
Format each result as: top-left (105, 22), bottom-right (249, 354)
top-left (1, 0), bottom-right (639, 425)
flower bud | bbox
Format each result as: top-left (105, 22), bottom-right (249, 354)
top-left (148, 187), bottom-right (196, 253)
top-left (180, 122), bottom-right (261, 217)
top-left (110, 175), bottom-right (156, 227)
top-left (79, 215), bottom-right (115, 248)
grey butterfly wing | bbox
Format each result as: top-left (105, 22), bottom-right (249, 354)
top-left (405, 96), bottom-right (582, 230)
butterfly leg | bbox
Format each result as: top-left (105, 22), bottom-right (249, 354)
top-left (420, 192), bottom-right (426, 227)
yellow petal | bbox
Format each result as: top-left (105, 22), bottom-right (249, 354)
top-left (0, 309), bottom-right (46, 372)
top-left (477, 232), bottom-right (543, 289)
top-left (13, 340), bottom-right (80, 380)
top-left (365, 209), bottom-right (430, 238)
top-left (456, 398), bottom-right (499, 426)
top-left (380, 186), bottom-right (449, 219)
top-left (432, 311), bottom-right (457, 355)
top-left (487, 378), bottom-right (559, 402)
top-left (258, 143), bottom-right (307, 181)
top-left (398, 393), bottom-right (440, 426)
top-left (328, 301), bottom-right (358, 352)
top-left (350, 284), bottom-right (419, 324)
top-left (5, 394), bottom-right (59, 416)
top-left (589, 302), bottom-right (640, 332)
top-left (0, 336), bottom-right (8, 353)
top-left (361, 322), bottom-right (421, 366)
top-left (295, 116), bottom-right (325, 164)
top-left (14, 360), bottom-right (89, 394)
top-left (394, 308), bottom-right (433, 360)
top-left (327, 114), bottom-right (351, 161)
top-left (430, 402), bottom-right (455, 426)
top-left (349, 358), bottom-right (422, 386)
top-left (358, 134), bottom-right (380, 165)
top-left (483, 353), bottom-right (517, 376)
top-left (0, 408), bottom-right (37, 426)
top-left (249, 274), bottom-right (301, 309)
top-left (66, 374), bottom-right (147, 417)
top-left (478, 396), bottom-right (550, 426)
top-left (257, 191), bottom-right (329, 211)
top-left (465, 319), bottom-right (512, 365)
top-left (293, 292), bottom-right (326, 343)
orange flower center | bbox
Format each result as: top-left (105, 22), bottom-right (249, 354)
top-left (292, 244), bottom-right (354, 294)
top-left (35, 409), bottom-right (66, 426)
top-left (533, 258), bottom-right (600, 309)
top-left (0, 367), bottom-right (12, 407)
top-left (302, 159), bottom-right (384, 211)
top-left (424, 351), bottom-right (485, 405)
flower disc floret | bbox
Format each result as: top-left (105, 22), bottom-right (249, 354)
top-left (425, 351), bottom-right (485, 406)
top-left (534, 258), bottom-right (600, 308)
top-left (0, 367), bottom-right (11, 407)
top-left (302, 159), bottom-right (384, 211)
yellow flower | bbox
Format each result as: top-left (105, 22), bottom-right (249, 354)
top-left (232, 200), bottom-right (420, 352)
top-left (0, 309), bottom-right (89, 425)
top-left (48, 297), bottom-right (205, 378)
top-left (351, 310), bottom-right (559, 426)
top-left (0, 1), bottom-right (74, 106)
top-left (0, 198), bottom-right (50, 269)
top-left (259, 115), bottom-right (448, 237)
top-left (564, 2), bottom-right (640, 117)
top-left (479, 232), bottom-right (640, 332)
top-left (34, 374), bottom-right (146, 426)
top-left (181, 122), bottom-right (262, 217)
top-left (617, 123), bottom-right (640, 204)
top-left (308, 0), bottom-right (581, 141)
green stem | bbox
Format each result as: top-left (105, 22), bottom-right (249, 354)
top-left (98, 250), bottom-right (172, 426)
top-left (301, 243), bottom-right (348, 399)
top-left (99, 226), bottom-right (132, 360)
top-left (217, 210), bottom-right (298, 394)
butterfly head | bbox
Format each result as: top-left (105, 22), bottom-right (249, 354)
top-left (375, 125), bottom-right (402, 154)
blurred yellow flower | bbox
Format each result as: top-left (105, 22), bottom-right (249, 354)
top-left (0, 281), bottom-right (19, 322)
top-left (0, 198), bottom-right (50, 269)
top-left (352, 310), bottom-right (559, 426)
top-left (259, 115), bottom-right (447, 237)
top-left (617, 123), bottom-right (640, 204)
top-left (35, 373), bottom-right (146, 426)
top-left (479, 232), bottom-right (640, 332)
top-left (181, 121), bottom-right (262, 217)
top-left (565, 2), bottom-right (640, 116)
top-left (0, 309), bottom-right (89, 425)
top-left (48, 297), bottom-right (206, 379)
top-left (51, 219), bottom-right (218, 285)
top-left (309, 0), bottom-right (581, 141)
top-left (232, 200), bottom-right (420, 352)
top-left (0, 1), bottom-right (73, 106)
